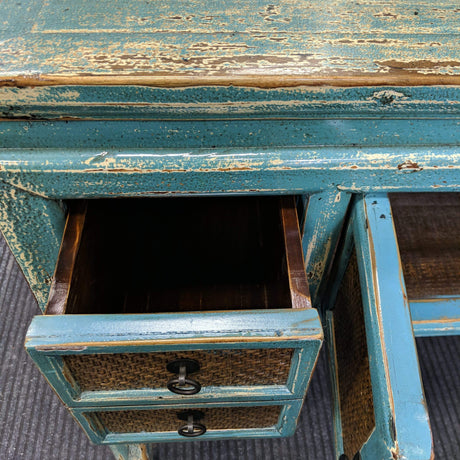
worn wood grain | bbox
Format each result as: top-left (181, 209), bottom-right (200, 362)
top-left (1, 0), bottom-right (459, 87)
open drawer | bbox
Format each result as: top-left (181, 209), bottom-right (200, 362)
top-left (26, 196), bottom-right (322, 407)
top-left (71, 400), bottom-right (304, 444)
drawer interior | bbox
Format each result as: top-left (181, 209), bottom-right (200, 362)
top-left (49, 196), bottom-right (309, 315)
top-left (390, 192), bottom-right (460, 300)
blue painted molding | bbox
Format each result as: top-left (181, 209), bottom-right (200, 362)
top-left (303, 191), bottom-right (351, 308)
top-left (2, 86), bottom-right (460, 119)
top-left (2, 118), bottom-right (460, 150)
top-left (0, 146), bottom-right (458, 199)
top-left (410, 297), bottom-right (460, 337)
top-left (354, 195), bottom-right (432, 460)
top-left (26, 309), bottom-right (322, 348)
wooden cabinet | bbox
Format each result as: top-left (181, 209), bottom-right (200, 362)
top-left (0, 0), bottom-right (459, 458)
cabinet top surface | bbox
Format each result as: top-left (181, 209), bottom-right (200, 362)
top-left (1, 0), bottom-right (460, 87)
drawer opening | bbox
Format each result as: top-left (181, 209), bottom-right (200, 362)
top-left (47, 196), bottom-right (310, 315)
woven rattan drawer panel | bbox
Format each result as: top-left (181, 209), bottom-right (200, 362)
top-left (64, 348), bottom-right (293, 391)
top-left (390, 192), bottom-right (460, 300)
top-left (73, 401), bottom-right (304, 443)
top-left (332, 250), bottom-right (375, 459)
top-left (93, 406), bottom-right (281, 433)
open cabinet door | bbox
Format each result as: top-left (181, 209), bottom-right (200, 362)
top-left (324, 194), bottom-right (433, 460)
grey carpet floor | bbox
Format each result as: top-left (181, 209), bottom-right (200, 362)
top-left (0, 235), bottom-right (458, 459)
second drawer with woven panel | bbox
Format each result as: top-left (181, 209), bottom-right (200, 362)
top-left (71, 400), bottom-right (304, 443)
top-left (25, 196), bottom-right (322, 410)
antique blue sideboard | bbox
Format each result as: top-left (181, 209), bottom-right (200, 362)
top-left (0, 1), bottom-right (459, 459)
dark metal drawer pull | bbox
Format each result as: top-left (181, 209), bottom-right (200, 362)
top-left (166, 359), bottom-right (201, 395)
top-left (177, 411), bottom-right (206, 437)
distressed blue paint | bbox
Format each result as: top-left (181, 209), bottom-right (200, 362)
top-left (0, 146), bottom-right (459, 200)
top-left (108, 444), bottom-right (154, 460)
top-left (0, 182), bottom-right (65, 310)
top-left (324, 311), bottom-right (344, 458)
top-left (71, 400), bottom-right (304, 444)
top-left (285, 347), bottom-right (319, 398)
top-left (25, 309), bottom-right (322, 406)
top-left (0, 0), bottom-right (457, 457)
top-left (303, 191), bottom-right (351, 307)
top-left (352, 195), bottom-right (432, 459)
top-left (410, 297), bottom-right (460, 337)
top-left (74, 386), bottom-right (297, 407)
top-left (26, 309), bottom-right (322, 347)
top-left (1, 1), bottom-right (459, 83)
top-left (323, 215), bottom-right (360, 459)
top-left (323, 194), bottom-right (434, 459)
top-left (2, 118), bottom-right (460, 150)
top-left (2, 86), bottom-right (460, 120)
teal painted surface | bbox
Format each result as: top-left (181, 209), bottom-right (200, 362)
top-left (2, 118), bottom-right (460, 150)
top-left (0, 0), bottom-right (457, 456)
top-left (26, 309), bottom-right (322, 347)
top-left (109, 444), bottom-right (153, 460)
top-left (71, 400), bottom-right (303, 444)
top-left (323, 194), bottom-right (433, 459)
top-left (303, 191), bottom-right (351, 308)
top-left (1, 1), bottom-right (459, 81)
top-left (25, 309), bottom-right (322, 406)
top-left (2, 85), bottom-right (460, 119)
top-left (0, 182), bottom-right (65, 310)
top-left (74, 386), bottom-right (296, 407)
top-left (323, 311), bottom-right (344, 458)
top-left (410, 297), bottom-right (460, 337)
top-left (0, 146), bottom-right (459, 199)
top-left (353, 195), bottom-right (432, 459)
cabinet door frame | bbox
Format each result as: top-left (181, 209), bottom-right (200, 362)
top-left (325, 194), bottom-right (432, 460)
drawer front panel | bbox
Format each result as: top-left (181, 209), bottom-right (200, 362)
top-left (26, 310), bottom-right (322, 406)
top-left (73, 400), bottom-right (303, 444)
top-left (64, 348), bottom-right (294, 392)
top-left (95, 405), bottom-right (281, 433)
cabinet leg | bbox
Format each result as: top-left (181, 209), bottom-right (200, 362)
top-left (110, 444), bottom-right (155, 460)
top-left (302, 190), bottom-right (351, 307)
